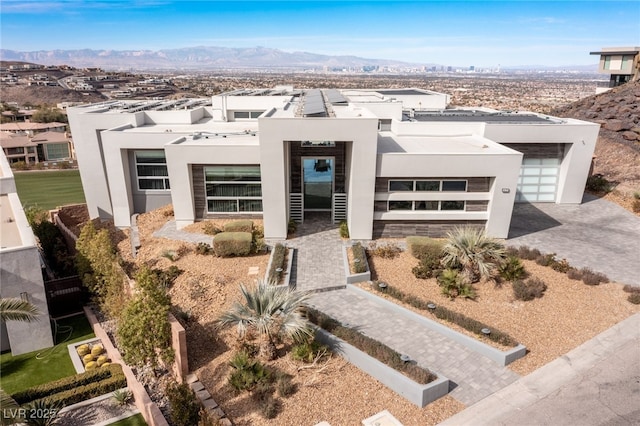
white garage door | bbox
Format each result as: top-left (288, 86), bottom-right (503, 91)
top-left (515, 158), bottom-right (560, 202)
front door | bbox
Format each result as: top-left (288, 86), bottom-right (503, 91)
top-left (303, 157), bottom-right (334, 210)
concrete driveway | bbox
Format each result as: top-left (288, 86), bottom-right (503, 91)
top-left (507, 194), bottom-right (640, 286)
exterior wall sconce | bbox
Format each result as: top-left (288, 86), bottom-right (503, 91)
top-left (502, 188), bottom-right (510, 193)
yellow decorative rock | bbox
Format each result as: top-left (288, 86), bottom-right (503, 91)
top-left (76, 344), bottom-right (90, 356)
top-left (91, 345), bottom-right (104, 356)
top-left (83, 354), bottom-right (94, 365)
top-left (85, 361), bottom-right (97, 370)
top-left (96, 355), bottom-right (109, 366)
top-left (101, 362), bottom-right (111, 368)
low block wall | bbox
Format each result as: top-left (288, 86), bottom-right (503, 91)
top-left (314, 327), bottom-right (449, 407)
top-left (342, 245), bottom-right (371, 284)
top-left (348, 286), bottom-right (527, 366)
top-left (169, 313), bottom-right (188, 382)
top-left (84, 307), bottom-right (169, 426)
top-left (264, 246), bottom-right (294, 289)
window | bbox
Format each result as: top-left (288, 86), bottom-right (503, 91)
top-left (388, 200), bottom-right (465, 211)
top-left (442, 180), bottom-right (467, 191)
top-left (388, 179), bottom-right (467, 192)
top-left (234, 111), bottom-right (264, 119)
top-left (45, 143), bottom-right (70, 160)
top-left (205, 165), bottom-right (262, 213)
top-left (416, 181), bottom-right (439, 191)
top-left (603, 56), bottom-right (611, 70)
top-left (135, 150), bottom-right (169, 190)
top-left (389, 180), bottom-right (414, 191)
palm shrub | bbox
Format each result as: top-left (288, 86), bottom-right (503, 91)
top-left (498, 256), bottom-right (526, 282)
top-left (217, 280), bottom-right (311, 360)
top-left (441, 227), bottom-right (507, 284)
top-left (438, 268), bottom-right (476, 299)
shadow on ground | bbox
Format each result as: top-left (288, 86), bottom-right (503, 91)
top-left (508, 202), bottom-right (562, 239)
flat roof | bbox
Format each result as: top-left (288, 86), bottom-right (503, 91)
top-left (376, 89), bottom-right (433, 96)
top-left (377, 132), bottom-right (516, 155)
top-left (411, 110), bottom-right (559, 124)
top-left (78, 98), bottom-right (212, 114)
top-left (116, 118), bottom-right (258, 134)
top-left (173, 132), bottom-right (260, 146)
top-left (1, 194), bottom-right (23, 249)
top-left (590, 47), bottom-right (640, 55)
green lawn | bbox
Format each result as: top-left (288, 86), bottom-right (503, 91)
top-left (109, 413), bottom-right (148, 426)
top-left (0, 314), bottom-right (95, 395)
top-left (13, 170), bottom-right (85, 210)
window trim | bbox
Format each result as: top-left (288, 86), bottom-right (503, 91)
top-left (135, 150), bottom-right (170, 191)
top-left (388, 179), bottom-right (468, 192)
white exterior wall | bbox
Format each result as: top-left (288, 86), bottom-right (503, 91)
top-left (391, 121), bottom-right (486, 136)
top-left (212, 95), bottom-right (294, 121)
top-left (67, 108), bottom-right (143, 220)
top-left (376, 151), bottom-right (522, 238)
top-left (483, 120), bottom-right (600, 203)
top-left (258, 116), bottom-right (379, 240)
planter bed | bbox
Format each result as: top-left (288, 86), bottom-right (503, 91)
top-left (343, 244), bottom-right (371, 284)
top-left (350, 286), bottom-right (527, 366)
top-left (265, 244), bottom-right (294, 288)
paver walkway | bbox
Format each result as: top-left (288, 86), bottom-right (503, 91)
top-left (284, 212), bottom-right (347, 292)
top-left (286, 213), bottom-right (520, 406)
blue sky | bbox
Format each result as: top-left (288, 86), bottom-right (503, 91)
top-left (1, 0), bottom-right (638, 66)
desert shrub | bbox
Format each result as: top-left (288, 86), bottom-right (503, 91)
top-left (224, 220), bottom-right (253, 233)
top-left (351, 242), bottom-right (367, 273)
top-left (411, 246), bottom-right (443, 279)
top-left (339, 220), bottom-right (349, 238)
top-left (406, 236), bottom-right (443, 259)
top-left (535, 253), bottom-right (556, 268)
top-left (28, 210), bottom-right (76, 277)
top-left (213, 232), bottom-right (252, 257)
top-left (550, 258), bottom-right (571, 273)
top-left (10, 160), bottom-right (27, 170)
top-left (162, 250), bottom-right (178, 261)
top-left (112, 389), bottom-right (133, 407)
top-left (516, 246), bottom-right (541, 261)
top-left (117, 266), bottom-right (174, 369)
top-left (228, 351), bottom-right (272, 392)
top-left (287, 220), bottom-right (297, 235)
top-left (259, 396), bottom-right (280, 419)
top-left (153, 265), bottom-right (183, 288)
top-left (195, 242), bottom-right (213, 255)
top-left (513, 278), bottom-right (547, 301)
top-left (431, 306), bottom-right (518, 346)
top-left (202, 221), bottom-right (222, 235)
top-left (585, 173), bottom-right (612, 193)
top-left (567, 267), bottom-right (583, 281)
top-left (166, 381), bottom-right (201, 426)
top-left (368, 242), bottom-right (402, 259)
top-left (632, 199), bottom-right (640, 213)
top-left (252, 225), bottom-right (264, 240)
top-left (23, 399), bottom-right (62, 426)
top-left (623, 284), bottom-right (640, 294)
top-left (580, 268), bottom-right (609, 286)
top-left (275, 372), bottom-right (296, 398)
top-left (438, 268), bottom-right (476, 299)
top-left (498, 256), bottom-right (526, 282)
top-left (628, 293), bottom-right (640, 304)
top-left (268, 243), bottom-right (287, 283)
top-left (291, 338), bottom-right (328, 363)
top-left (253, 237), bottom-right (267, 254)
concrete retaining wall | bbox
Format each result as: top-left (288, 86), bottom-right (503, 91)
top-left (342, 245), bottom-right (371, 284)
top-left (264, 245), bottom-right (294, 289)
top-left (348, 286), bottom-right (527, 366)
top-left (314, 327), bottom-right (449, 407)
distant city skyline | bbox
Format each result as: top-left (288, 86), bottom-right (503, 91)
top-left (1, 0), bottom-right (638, 67)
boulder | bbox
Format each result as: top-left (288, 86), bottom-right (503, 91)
top-left (622, 131), bottom-right (638, 141)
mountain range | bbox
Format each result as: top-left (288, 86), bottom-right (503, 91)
top-left (0, 46), bottom-right (597, 72)
top-left (0, 46), bottom-right (421, 71)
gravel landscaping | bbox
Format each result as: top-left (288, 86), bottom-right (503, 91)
top-left (95, 206), bottom-right (638, 424)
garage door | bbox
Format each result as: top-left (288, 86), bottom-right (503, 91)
top-left (515, 158), bottom-right (560, 202)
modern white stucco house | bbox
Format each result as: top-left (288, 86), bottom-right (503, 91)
top-left (67, 87), bottom-right (599, 240)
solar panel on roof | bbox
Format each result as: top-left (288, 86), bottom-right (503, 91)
top-left (325, 89), bottom-right (348, 104)
top-left (302, 89), bottom-right (326, 116)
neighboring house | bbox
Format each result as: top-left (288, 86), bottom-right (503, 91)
top-left (0, 121), bottom-right (68, 135)
top-left (0, 131), bottom-right (75, 165)
top-left (590, 46), bottom-right (640, 93)
top-left (0, 150), bottom-right (54, 355)
top-left (67, 87), bottom-right (599, 240)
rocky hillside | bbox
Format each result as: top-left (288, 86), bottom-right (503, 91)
top-left (551, 80), bottom-right (640, 212)
top-left (0, 85), bottom-right (106, 106)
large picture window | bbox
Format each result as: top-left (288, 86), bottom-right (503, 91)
top-left (205, 165), bottom-right (262, 213)
top-left (388, 200), bottom-right (465, 211)
top-left (135, 150), bottom-right (169, 190)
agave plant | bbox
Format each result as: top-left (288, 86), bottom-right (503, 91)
top-left (218, 280), bottom-right (311, 360)
top-left (441, 227), bottom-right (507, 284)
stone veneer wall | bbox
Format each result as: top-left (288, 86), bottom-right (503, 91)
top-left (372, 220), bottom-right (486, 238)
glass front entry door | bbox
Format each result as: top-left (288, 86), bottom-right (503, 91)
top-left (303, 158), bottom-right (334, 210)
